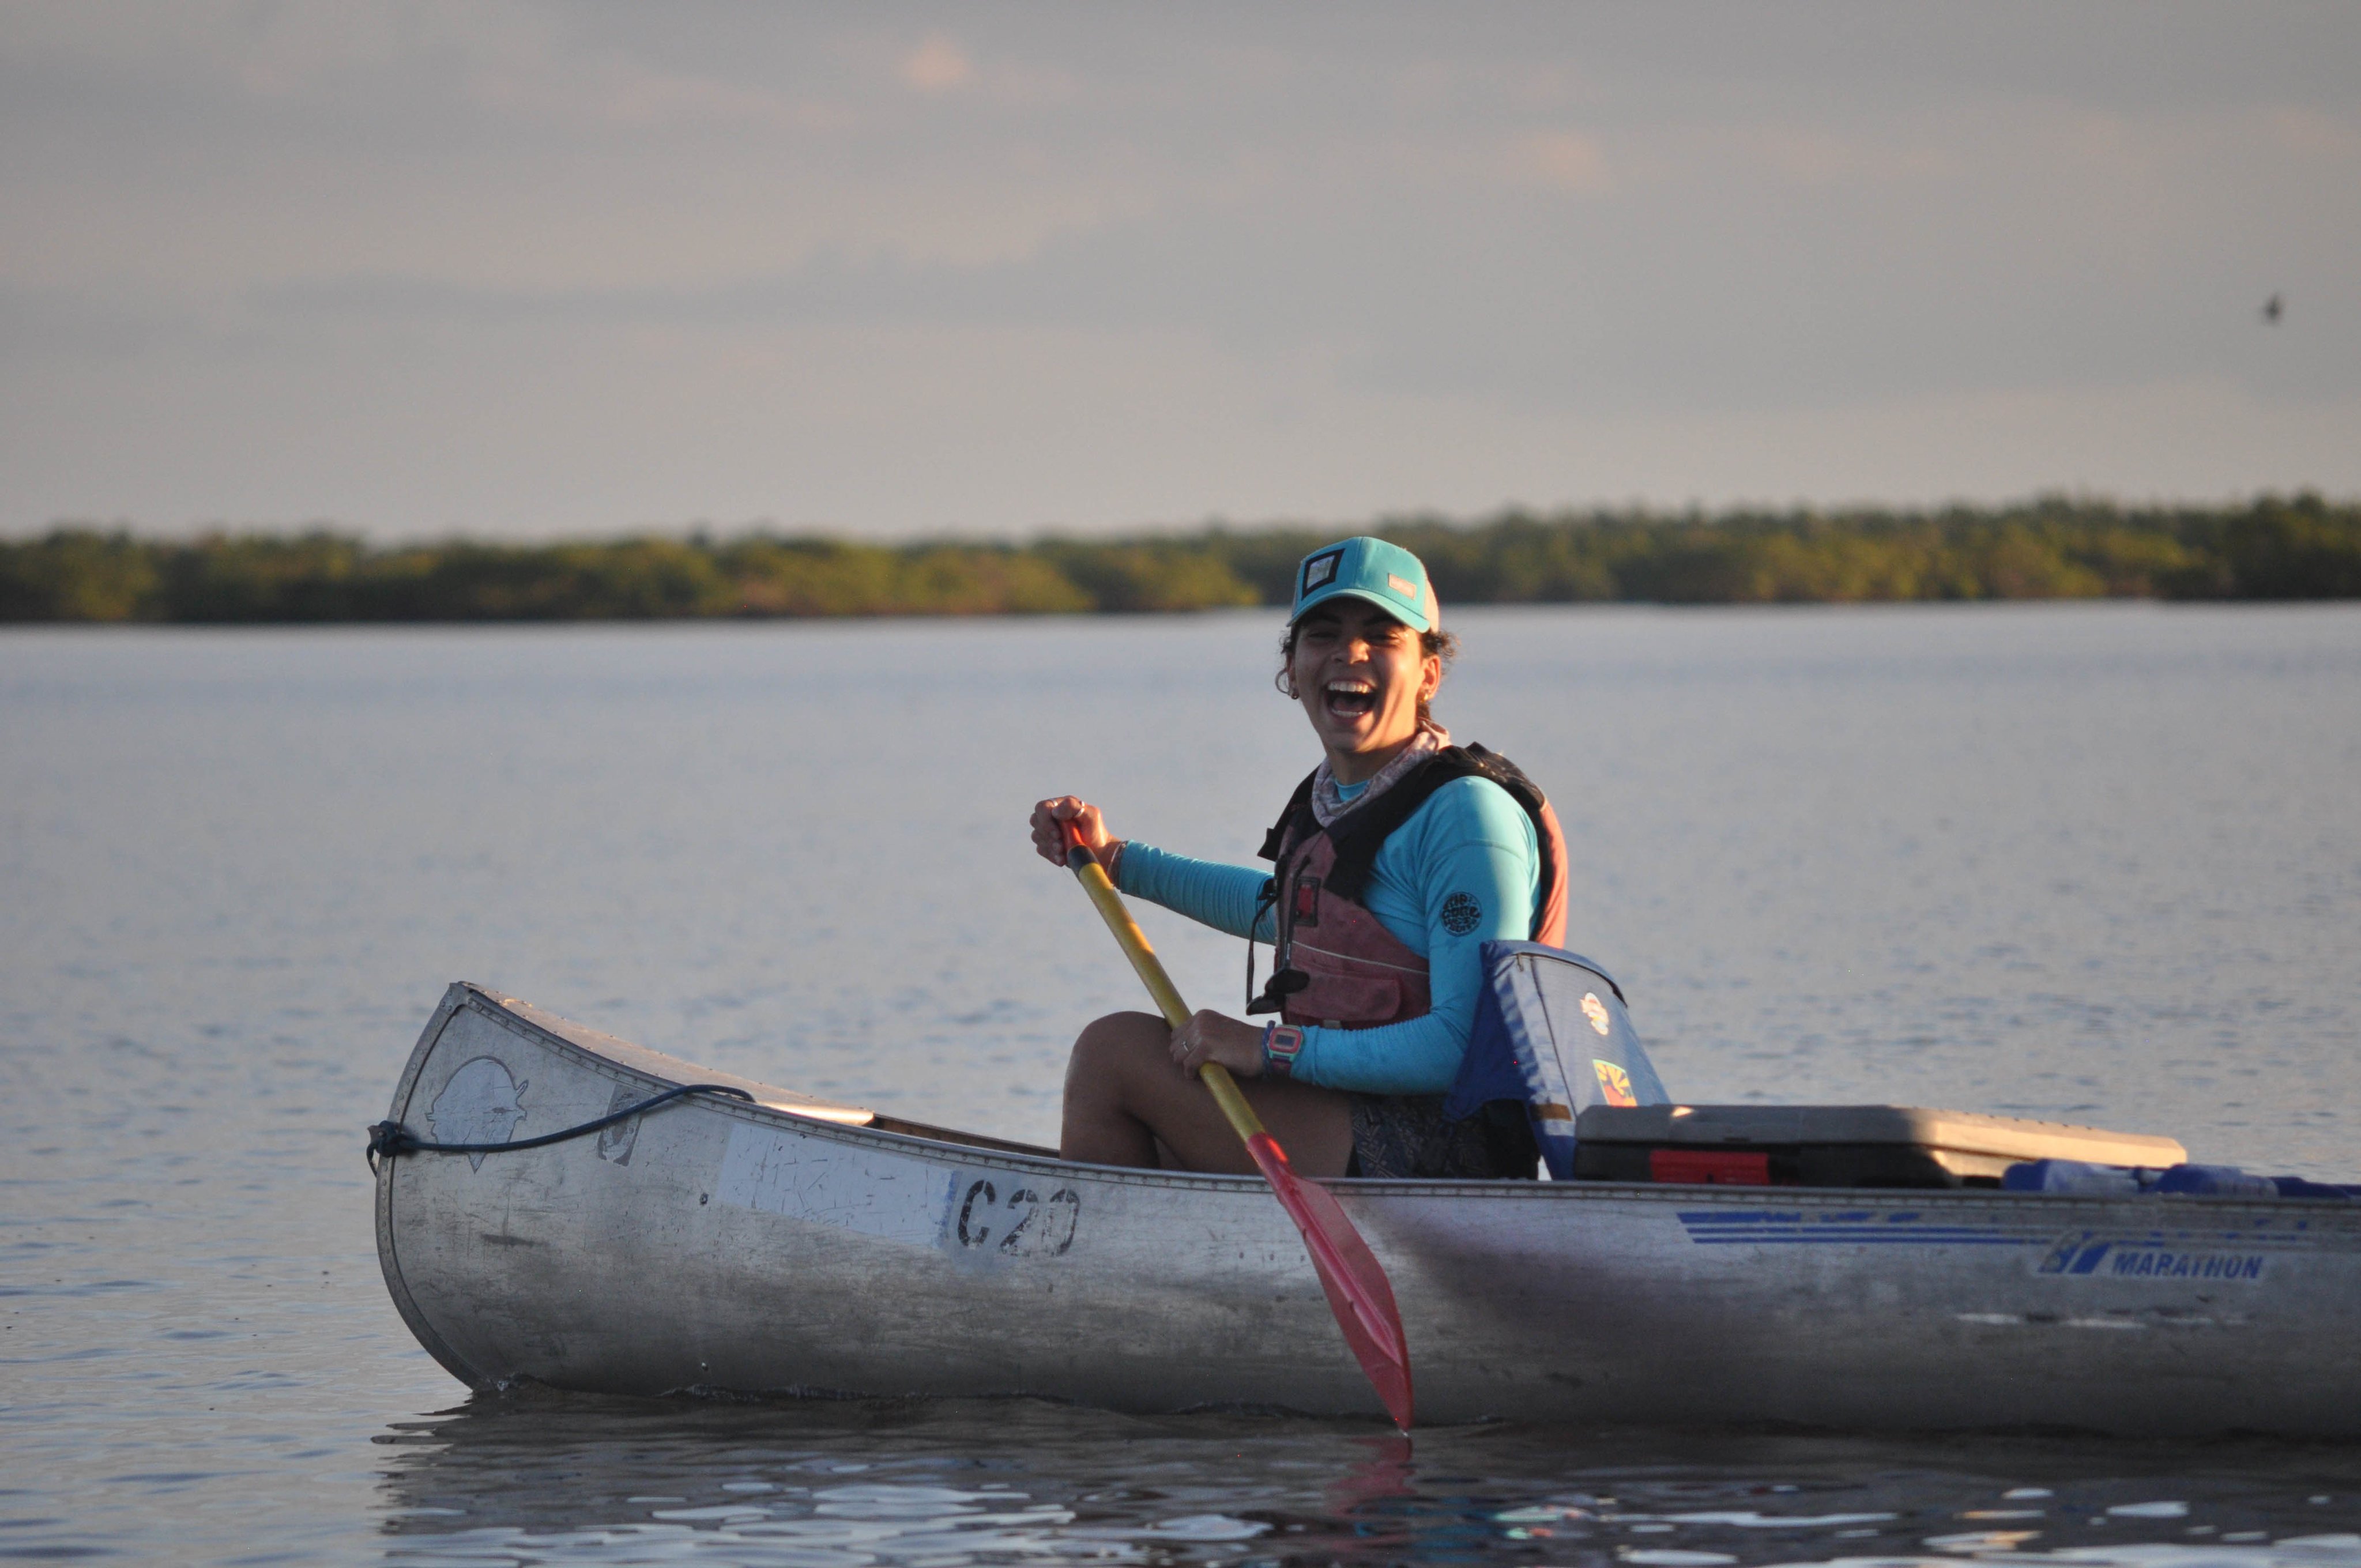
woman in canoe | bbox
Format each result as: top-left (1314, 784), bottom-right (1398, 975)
top-left (1030, 536), bottom-right (1568, 1179)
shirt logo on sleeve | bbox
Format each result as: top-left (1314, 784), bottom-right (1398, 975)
top-left (1439, 891), bottom-right (1483, 935)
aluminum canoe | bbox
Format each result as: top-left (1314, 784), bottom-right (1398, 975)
top-left (375, 983), bottom-right (2361, 1435)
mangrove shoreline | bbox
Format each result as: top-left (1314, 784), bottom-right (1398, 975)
top-left (5, 495), bottom-right (2358, 623)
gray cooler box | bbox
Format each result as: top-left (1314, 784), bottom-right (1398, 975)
top-left (1573, 1103), bottom-right (2188, 1189)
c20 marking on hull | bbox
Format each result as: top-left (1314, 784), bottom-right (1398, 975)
top-left (956, 1179), bottom-right (1079, 1257)
top-left (2038, 1232), bottom-right (2270, 1282)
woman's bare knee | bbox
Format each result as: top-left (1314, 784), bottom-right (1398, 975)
top-left (1059, 1012), bottom-right (1175, 1168)
top-left (1065, 1012), bottom-right (1169, 1085)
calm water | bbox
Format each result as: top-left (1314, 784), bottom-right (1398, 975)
top-left (4, 605), bottom-right (2359, 1565)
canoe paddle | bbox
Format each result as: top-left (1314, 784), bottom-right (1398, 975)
top-left (1060, 820), bottom-right (1415, 1431)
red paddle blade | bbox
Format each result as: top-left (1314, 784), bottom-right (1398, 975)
top-left (1244, 1131), bottom-right (1414, 1430)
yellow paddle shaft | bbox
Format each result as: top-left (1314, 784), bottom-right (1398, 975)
top-left (1068, 856), bottom-right (1267, 1141)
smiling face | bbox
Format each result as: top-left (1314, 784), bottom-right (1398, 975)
top-left (1289, 598), bottom-right (1442, 783)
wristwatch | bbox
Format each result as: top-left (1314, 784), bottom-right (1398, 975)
top-left (1260, 1023), bottom-right (1305, 1077)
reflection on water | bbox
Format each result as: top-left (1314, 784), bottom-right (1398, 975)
top-left (374, 1389), bottom-right (2361, 1566)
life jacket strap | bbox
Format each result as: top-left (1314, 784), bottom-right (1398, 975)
top-left (1243, 876), bottom-right (1308, 1014)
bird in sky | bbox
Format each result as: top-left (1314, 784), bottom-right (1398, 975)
top-left (2263, 292), bottom-right (2284, 324)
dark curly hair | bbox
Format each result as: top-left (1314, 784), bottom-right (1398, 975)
top-left (1275, 620), bottom-right (1460, 723)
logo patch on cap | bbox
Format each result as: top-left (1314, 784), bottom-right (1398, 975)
top-left (1302, 550), bottom-right (1342, 594)
top-left (1386, 572), bottom-right (1417, 598)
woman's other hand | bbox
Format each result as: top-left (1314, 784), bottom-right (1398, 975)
top-left (1169, 1009), bottom-right (1267, 1079)
top-left (1031, 796), bottom-right (1120, 868)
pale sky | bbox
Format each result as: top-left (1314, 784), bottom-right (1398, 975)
top-left (3, 1), bottom-right (2355, 539)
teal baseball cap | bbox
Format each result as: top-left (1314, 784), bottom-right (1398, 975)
top-left (1289, 537), bottom-right (1440, 633)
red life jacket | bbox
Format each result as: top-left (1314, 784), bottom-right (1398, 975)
top-left (1249, 745), bottom-right (1569, 1031)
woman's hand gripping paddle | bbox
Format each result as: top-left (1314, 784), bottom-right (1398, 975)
top-left (1060, 821), bottom-right (1414, 1431)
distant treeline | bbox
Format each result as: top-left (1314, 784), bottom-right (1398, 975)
top-left (4, 494), bottom-right (2358, 623)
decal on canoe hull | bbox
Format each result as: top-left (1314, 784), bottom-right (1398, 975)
top-left (2038, 1232), bottom-right (2270, 1281)
top-left (1680, 1212), bottom-right (2281, 1282)
top-left (426, 1056), bottom-right (529, 1172)
top-left (1678, 1210), bottom-right (2025, 1246)
top-left (596, 1083), bottom-right (642, 1166)
top-left (713, 1121), bottom-right (953, 1246)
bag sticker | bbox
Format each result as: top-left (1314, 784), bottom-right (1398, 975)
top-left (1581, 992), bottom-right (1612, 1035)
top-left (1592, 1059), bottom-right (1638, 1107)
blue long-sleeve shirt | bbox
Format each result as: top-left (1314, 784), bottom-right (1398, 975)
top-left (1117, 775), bottom-right (1540, 1094)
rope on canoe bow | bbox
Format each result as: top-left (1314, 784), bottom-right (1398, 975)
top-left (366, 1083), bottom-right (756, 1174)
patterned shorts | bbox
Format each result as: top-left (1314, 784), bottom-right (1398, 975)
top-left (1346, 1094), bottom-right (1538, 1181)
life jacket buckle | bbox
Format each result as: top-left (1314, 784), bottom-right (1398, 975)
top-left (1290, 876), bottom-right (1322, 925)
top-left (1247, 967), bottom-right (1309, 1016)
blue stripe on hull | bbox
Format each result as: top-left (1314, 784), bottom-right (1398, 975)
top-left (1677, 1209), bottom-right (2029, 1246)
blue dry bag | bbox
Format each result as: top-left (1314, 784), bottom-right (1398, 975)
top-left (1444, 941), bottom-right (1672, 1179)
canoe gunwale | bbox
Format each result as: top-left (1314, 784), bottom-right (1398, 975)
top-left (380, 981), bottom-right (2335, 1218)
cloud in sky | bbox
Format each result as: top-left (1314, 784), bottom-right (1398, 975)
top-left (1, 0), bottom-right (2355, 538)
top-left (898, 34), bottom-right (973, 95)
